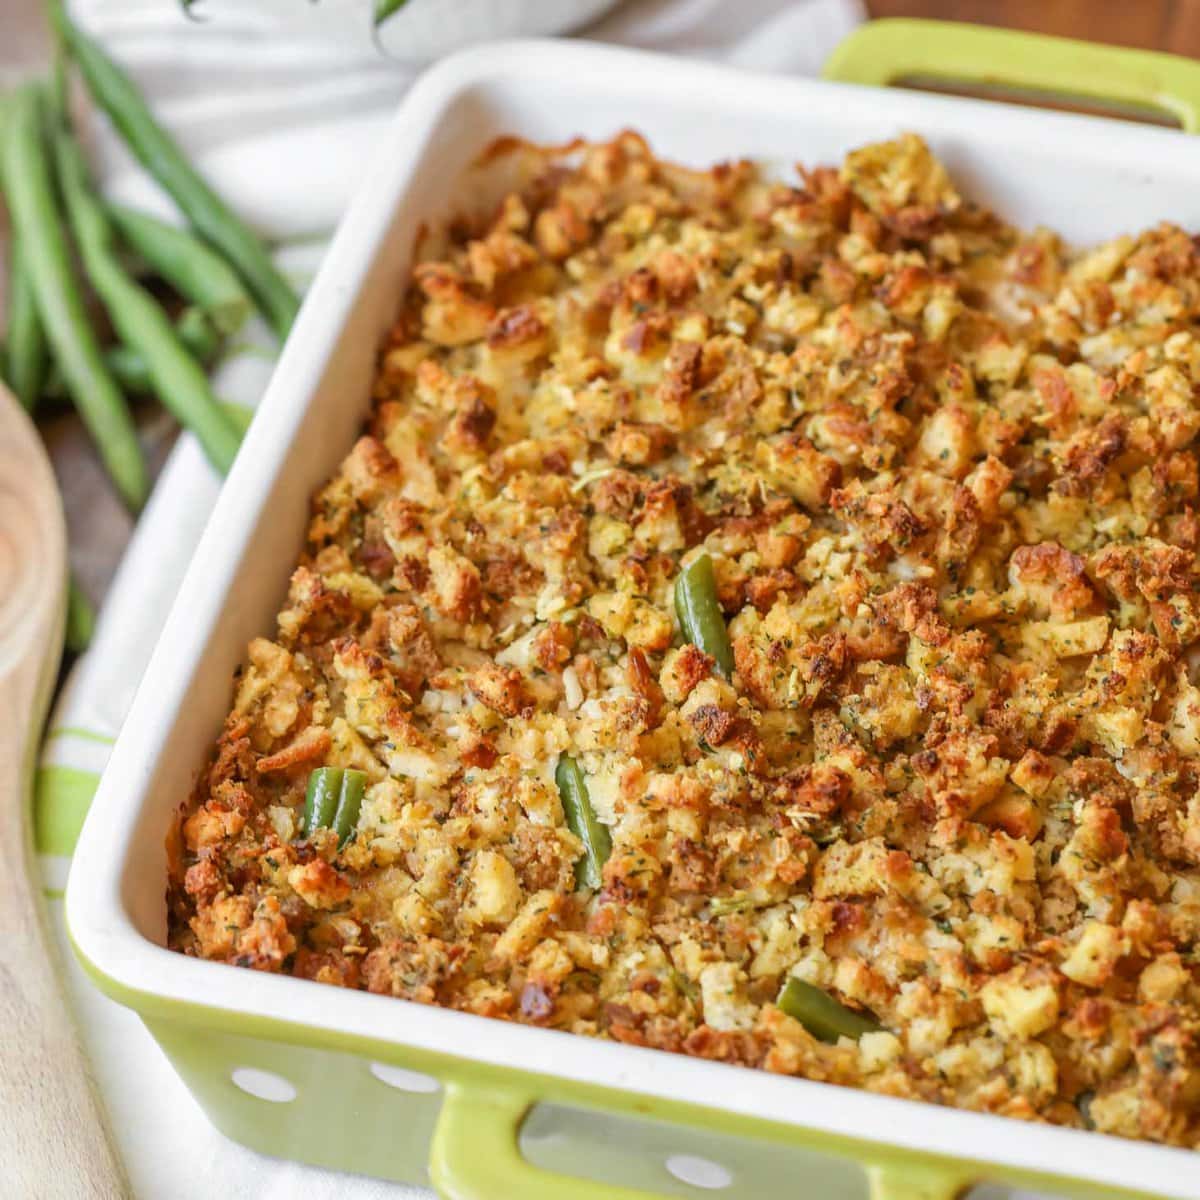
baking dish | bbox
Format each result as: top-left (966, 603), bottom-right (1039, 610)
top-left (67, 21), bottom-right (1200, 1200)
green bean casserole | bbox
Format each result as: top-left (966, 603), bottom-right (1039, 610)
top-left (170, 132), bottom-right (1200, 1146)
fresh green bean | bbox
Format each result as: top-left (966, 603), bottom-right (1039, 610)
top-left (776, 977), bottom-right (879, 1044)
top-left (52, 1), bottom-right (300, 340)
top-left (108, 204), bottom-right (252, 336)
top-left (303, 767), bottom-right (367, 846)
top-left (175, 304), bottom-right (216, 352)
top-left (66, 576), bottom-right (96, 653)
top-left (107, 305), bottom-right (219, 394)
top-left (674, 553), bottom-right (734, 678)
top-left (555, 754), bottom-right (611, 891)
top-left (46, 306), bottom-right (220, 399)
top-left (4, 240), bottom-right (49, 410)
top-left (100, 346), bottom-right (153, 396)
top-left (53, 128), bottom-right (242, 475)
top-left (2, 86), bottom-right (147, 509)
top-left (108, 305), bottom-right (220, 393)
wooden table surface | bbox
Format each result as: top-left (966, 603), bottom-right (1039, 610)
top-left (868, 0), bottom-right (1200, 56)
top-left (1, 0), bottom-right (1198, 622)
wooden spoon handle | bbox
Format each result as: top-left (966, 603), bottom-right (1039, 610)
top-left (0, 389), bottom-right (129, 1198)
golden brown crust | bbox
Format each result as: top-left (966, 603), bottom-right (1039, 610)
top-left (170, 131), bottom-right (1200, 1147)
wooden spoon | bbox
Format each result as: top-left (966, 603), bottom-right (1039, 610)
top-left (0, 381), bottom-right (129, 1197)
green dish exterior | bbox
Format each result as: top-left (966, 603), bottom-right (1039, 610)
top-left (72, 20), bottom-right (1200, 1199)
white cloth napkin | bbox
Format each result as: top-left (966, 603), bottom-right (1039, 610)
top-left (32, 3), bottom-right (1030, 1197)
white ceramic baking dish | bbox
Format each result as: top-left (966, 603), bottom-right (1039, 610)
top-left (67, 25), bottom-right (1200, 1200)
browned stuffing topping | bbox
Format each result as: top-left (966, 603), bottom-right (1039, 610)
top-left (171, 131), bottom-right (1200, 1147)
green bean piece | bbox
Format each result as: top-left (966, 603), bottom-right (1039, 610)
top-left (65, 576), bottom-right (95, 653)
top-left (776, 977), bottom-right (879, 1044)
top-left (52, 2), bottom-right (300, 340)
top-left (674, 553), bottom-right (734, 678)
top-left (4, 239), bottom-right (49, 410)
top-left (303, 767), bottom-right (343, 836)
top-left (100, 345), bottom-right (154, 396)
top-left (108, 204), bottom-right (252, 336)
top-left (332, 769), bottom-right (367, 846)
top-left (303, 767), bottom-right (367, 846)
top-left (1, 87), bottom-right (147, 509)
top-left (53, 129), bottom-right (243, 475)
top-left (555, 754), bottom-right (612, 891)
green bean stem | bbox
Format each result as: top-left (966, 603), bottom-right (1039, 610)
top-left (776, 977), bottom-right (879, 1044)
top-left (555, 754), bottom-right (612, 891)
top-left (108, 204), bottom-right (252, 336)
top-left (2, 86), bottom-right (147, 509)
top-left (674, 553), bottom-right (735, 678)
top-left (52, 2), bottom-right (300, 340)
top-left (53, 129), bottom-right (242, 475)
top-left (4, 239), bottom-right (50, 410)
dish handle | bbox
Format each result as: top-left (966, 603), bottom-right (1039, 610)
top-left (823, 18), bottom-right (1200, 134)
top-left (429, 1081), bottom-right (970, 1200)
top-left (430, 1083), bottom-right (663, 1200)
